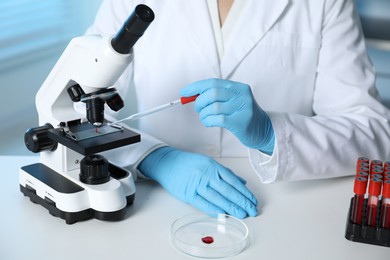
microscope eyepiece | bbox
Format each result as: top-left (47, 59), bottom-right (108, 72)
top-left (111, 4), bottom-right (155, 54)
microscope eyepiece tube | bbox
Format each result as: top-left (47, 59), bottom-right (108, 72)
top-left (111, 4), bottom-right (155, 54)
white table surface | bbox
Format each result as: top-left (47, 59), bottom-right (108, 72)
top-left (0, 156), bottom-right (389, 260)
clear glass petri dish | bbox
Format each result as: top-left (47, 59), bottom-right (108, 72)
top-left (170, 213), bottom-right (249, 259)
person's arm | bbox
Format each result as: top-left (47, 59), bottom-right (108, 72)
top-left (89, 0), bottom-right (258, 218)
top-left (181, 0), bottom-right (390, 183)
top-left (252, 0), bottom-right (390, 182)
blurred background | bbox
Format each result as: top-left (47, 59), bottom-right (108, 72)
top-left (0, 0), bottom-right (389, 155)
top-left (0, 0), bottom-right (102, 154)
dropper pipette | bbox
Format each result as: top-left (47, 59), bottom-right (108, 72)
top-left (107, 95), bottom-right (198, 126)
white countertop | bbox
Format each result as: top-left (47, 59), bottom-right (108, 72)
top-left (0, 156), bottom-right (388, 260)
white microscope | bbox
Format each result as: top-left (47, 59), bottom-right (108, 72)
top-left (19, 5), bottom-right (154, 224)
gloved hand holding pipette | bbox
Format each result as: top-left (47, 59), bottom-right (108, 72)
top-left (128, 88), bottom-right (258, 219)
top-left (180, 78), bottom-right (275, 155)
top-left (137, 78), bottom-right (271, 219)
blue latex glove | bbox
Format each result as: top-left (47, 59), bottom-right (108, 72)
top-left (138, 146), bottom-right (258, 218)
top-left (181, 78), bottom-right (275, 155)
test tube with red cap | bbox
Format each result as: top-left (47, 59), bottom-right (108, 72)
top-left (356, 171), bottom-right (369, 178)
top-left (384, 161), bottom-right (390, 169)
top-left (357, 157), bottom-right (369, 165)
top-left (366, 177), bottom-right (383, 227)
top-left (357, 157), bottom-right (369, 169)
top-left (357, 166), bottom-right (369, 175)
top-left (355, 158), bottom-right (369, 177)
top-left (370, 159), bottom-right (383, 169)
top-left (384, 171), bottom-right (390, 181)
top-left (370, 166), bottom-right (384, 179)
top-left (351, 176), bottom-right (368, 225)
top-left (380, 180), bottom-right (390, 229)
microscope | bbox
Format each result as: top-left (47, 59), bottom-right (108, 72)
top-left (19, 5), bottom-right (154, 224)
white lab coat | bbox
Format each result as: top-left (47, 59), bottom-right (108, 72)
top-left (89, 0), bottom-right (390, 182)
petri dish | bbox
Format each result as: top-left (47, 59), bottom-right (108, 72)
top-left (170, 213), bottom-right (249, 258)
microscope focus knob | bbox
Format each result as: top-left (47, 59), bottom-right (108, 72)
top-left (80, 155), bottom-right (110, 185)
top-left (24, 124), bottom-right (57, 153)
top-left (67, 84), bottom-right (85, 102)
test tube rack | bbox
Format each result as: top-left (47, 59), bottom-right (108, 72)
top-left (345, 198), bottom-right (390, 247)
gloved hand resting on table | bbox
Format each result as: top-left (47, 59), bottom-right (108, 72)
top-left (181, 78), bottom-right (275, 155)
top-left (138, 146), bottom-right (258, 218)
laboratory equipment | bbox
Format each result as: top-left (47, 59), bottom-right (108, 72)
top-left (351, 176), bottom-right (368, 225)
top-left (366, 177), bottom-right (383, 227)
top-left (19, 5), bottom-right (155, 224)
top-left (345, 157), bottom-right (390, 247)
top-left (171, 213), bottom-right (249, 258)
top-left (380, 180), bottom-right (390, 229)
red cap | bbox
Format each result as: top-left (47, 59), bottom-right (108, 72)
top-left (384, 171), bottom-right (390, 181)
top-left (180, 94), bottom-right (199, 105)
top-left (359, 162), bottom-right (370, 168)
top-left (368, 178), bottom-right (383, 196)
top-left (353, 177), bottom-right (368, 195)
top-left (357, 166), bottom-right (369, 174)
top-left (370, 160), bottom-right (383, 168)
top-left (370, 166), bottom-right (383, 177)
top-left (384, 161), bottom-right (390, 169)
top-left (356, 171), bottom-right (369, 178)
top-left (357, 157), bottom-right (369, 165)
top-left (383, 180), bottom-right (390, 198)
top-left (356, 157), bottom-right (369, 171)
top-left (371, 174), bottom-right (383, 179)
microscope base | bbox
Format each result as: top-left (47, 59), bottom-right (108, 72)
top-left (20, 185), bottom-right (134, 224)
top-left (19, 163), bottom-right (135, 224)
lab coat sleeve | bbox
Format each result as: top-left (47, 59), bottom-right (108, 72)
top-left (86, 0), bottom-right (167, 176)
top-left (249, 0), bottom-right (390, 182)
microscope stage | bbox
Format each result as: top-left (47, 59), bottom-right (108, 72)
top-left (48, 122), bottom-right (140, 156)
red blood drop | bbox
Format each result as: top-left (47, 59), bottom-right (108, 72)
top-left (201, 236), bottom-right (214, 244)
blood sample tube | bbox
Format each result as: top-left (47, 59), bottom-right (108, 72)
top-left (357, 166), bottom-right (369, 175)
top-left (356, 157), bottom-right (369, 171)
top-left (370, 160), bottom-right (383, 172)
top-left (370, 166), bottom-right (383, 178)
top-left (380, 180), bottom-right (390, 229)
top-left (356, 159), bottom-right (370, 170)
top-left (384, 171), bottom-right (390, 181)
top-left (351, 177), bottom-right (368, 225)
top-left (357, 157), bottom-right (369, 165)
top-left (384, 161), bottom-right (390, 169)
top-left (366, 177), bottom-right (383, 227)
top-left (357, 156), bottom-right (370, 163)
top-left (356, 171), bottom-right (369, 178)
